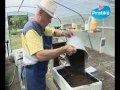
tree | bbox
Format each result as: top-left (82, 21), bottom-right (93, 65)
top-left (8, 15), bottom-right (28, 30)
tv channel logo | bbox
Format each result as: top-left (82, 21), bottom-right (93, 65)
top-left (91, 5), bottom-right (111, 20)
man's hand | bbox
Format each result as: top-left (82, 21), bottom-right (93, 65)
top-left (61, 30), bottom-right (73, 38)
top-left (61, 29), bottom-right (79, 38)
top-left (54, 28), bottom-right (78, 37)
top-left (64, 45), bottom-right (77, 56)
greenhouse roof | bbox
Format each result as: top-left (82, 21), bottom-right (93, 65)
top-left (5, 0), bottom-right (114, 17)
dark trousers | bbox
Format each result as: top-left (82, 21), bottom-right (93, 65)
top-left (21, 61), bottom-right (48, 90)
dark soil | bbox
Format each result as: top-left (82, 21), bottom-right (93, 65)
top-left (67, 50), bottom-right (85, 73)
top-left (57, 66), bottom-right (98, 87)
top-left (57, 49), bottom-right (98, 87)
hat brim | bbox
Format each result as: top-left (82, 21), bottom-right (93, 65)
top-left (37, 4), bottom-right (56, 18)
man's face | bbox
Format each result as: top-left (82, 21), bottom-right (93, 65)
top-left (41, 11), bottom-right (52, 27)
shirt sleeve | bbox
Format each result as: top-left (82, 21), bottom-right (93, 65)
top-left (45, 26), bottom-right (55, 36)
top-left (25, 29), bottom-right (43, 55)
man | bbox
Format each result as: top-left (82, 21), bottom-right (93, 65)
top-left (21, 0), bottom-right (77, 90)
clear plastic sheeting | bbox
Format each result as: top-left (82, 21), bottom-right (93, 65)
top-left (6, 0), bottom-right (114, 26)
top-left (6, 0), bottom-right (113, 17)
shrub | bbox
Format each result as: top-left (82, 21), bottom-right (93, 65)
top-left (10, 29), bottom-right (17, 35)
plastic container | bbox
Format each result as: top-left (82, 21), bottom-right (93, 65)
top-left (52, 65), bottom-right (102, 90)
top-left (90, 17), bottom-right (97, 32)
top-left (66, 36), bottom-right (88, 60)
top-left (72, 23), bottom-right (81, 30)
top-left (66, 36), bottom-right (89, 73)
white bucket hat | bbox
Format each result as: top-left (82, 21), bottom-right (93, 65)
top-left (37, 0), bottom-right (57, 18)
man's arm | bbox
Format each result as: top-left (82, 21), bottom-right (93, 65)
top-left (53, 29), bottom-right (78, 37)
top-left (34, 45), bottom-right (76, 61)
top-left (53, 29), bottom-right (63, 36)
top-left (45, 26), bottom-right (78, 37)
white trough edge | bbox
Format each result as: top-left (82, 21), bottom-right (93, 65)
top-left (52, 65), bottom-right (102, 90)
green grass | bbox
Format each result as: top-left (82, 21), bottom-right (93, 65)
top-left (10, 32), bottom-right (22, 50)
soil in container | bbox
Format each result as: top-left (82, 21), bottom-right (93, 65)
top-left (57, 66), bottom-right (98, 87)
top-left (67, 50), bottom-right (86, 73)
top-left (57, 50), bottom-right (98, 87)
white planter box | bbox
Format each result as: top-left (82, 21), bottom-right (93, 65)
top-left (13, 48), bottom-right (23, 66)
top-left (52, 65), bottom-right (102, 90)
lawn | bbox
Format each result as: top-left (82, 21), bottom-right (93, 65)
top-left (10, 32), bottom-right (22, 50)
